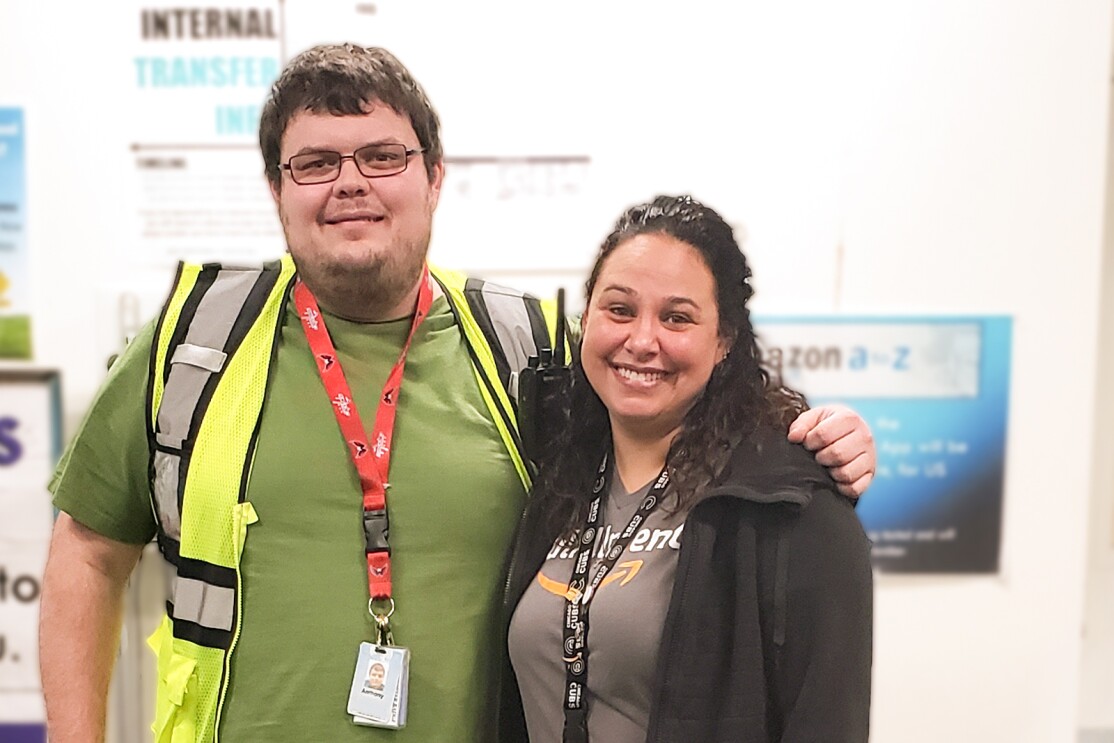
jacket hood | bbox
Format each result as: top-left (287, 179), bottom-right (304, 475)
top-left (700, 424), bottom-right (836, 509)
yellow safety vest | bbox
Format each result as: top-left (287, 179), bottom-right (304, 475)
top-left (144, 254), bottom-right (561, 742)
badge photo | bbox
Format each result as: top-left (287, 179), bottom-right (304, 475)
top-left (348, 642), bottom-right (409, 728)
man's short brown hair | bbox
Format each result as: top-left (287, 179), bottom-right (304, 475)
top-left (259, 44), bottom-right (442, 190)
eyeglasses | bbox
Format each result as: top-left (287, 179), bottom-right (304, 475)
top-left (280, 143), bottom-right (425, 185)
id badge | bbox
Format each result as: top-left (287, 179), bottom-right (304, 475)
top-left (348, 642), bottom-right (409, 728)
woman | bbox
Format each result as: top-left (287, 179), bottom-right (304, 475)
top-left (502, 195), bottom-right (872, 742)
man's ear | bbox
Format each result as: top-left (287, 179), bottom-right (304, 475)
top-left (427, 159), bottom-right (444, 211)
top-left (268, 176), bottom-right (281, 205)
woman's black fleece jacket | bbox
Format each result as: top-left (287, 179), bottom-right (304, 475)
top-left (499, 424), bottom-right (874, 743)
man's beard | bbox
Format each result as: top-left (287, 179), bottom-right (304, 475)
top-left (291, 235), bottom-right (430, 322)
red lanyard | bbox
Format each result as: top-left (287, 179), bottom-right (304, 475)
top-left (294, 267), bottom-right (434, 606)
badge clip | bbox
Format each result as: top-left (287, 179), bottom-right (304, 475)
top-left (369, 596), bottom-right (395, 647)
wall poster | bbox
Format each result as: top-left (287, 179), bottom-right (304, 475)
top-left (0, 107), bottom-right (30, 360)
top-left (757, 316), bottom-right (1012, 573)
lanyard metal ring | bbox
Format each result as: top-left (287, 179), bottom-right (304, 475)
top-left (368, 596), bottom-right (396, 621)
top-left (369, 597), bottom-right (396, 647)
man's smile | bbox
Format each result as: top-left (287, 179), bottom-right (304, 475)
top-left (322, 209), bottom-right (385, 225)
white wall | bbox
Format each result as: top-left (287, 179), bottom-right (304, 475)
top-left (829, 5), bottom-right (1110, 742)
top-left (1079, 59), bottom-right (1114, 731)
top-left (2, 1), bottom-right (1111, 741)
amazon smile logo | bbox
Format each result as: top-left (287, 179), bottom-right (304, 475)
top-left (537, 560), bottom-right (645, 599)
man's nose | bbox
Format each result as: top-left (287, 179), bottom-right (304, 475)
top-left (332, 157), bottom-right (370, 198)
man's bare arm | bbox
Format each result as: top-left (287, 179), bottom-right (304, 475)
top-left (39, 512), bottom-right (144, 743)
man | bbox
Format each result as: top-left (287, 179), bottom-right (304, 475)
top-left (38, 44), bottom-right (875, 742)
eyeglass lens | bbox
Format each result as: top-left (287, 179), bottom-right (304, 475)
top-left (288, 144), bottom-right (410, 183)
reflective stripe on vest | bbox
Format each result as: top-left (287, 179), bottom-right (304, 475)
top-left (152, 266), bottom-right (269, 543)
top-left (146, 258), bottom-right (556, 742)
top-left (173, 577), bottom-right (235, 631)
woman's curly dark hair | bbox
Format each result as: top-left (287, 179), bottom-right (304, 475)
top-left (534, 195), bottom-right (808, 535)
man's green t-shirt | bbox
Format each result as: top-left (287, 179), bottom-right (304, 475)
top-left (51, 294), bottom-right (527, 742)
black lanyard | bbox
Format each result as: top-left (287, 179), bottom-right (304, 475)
top-left (562, 452), bottom-right (670, 743)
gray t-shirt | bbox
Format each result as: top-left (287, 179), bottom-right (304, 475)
top-left (508, 470), bottom-right (688, 743)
